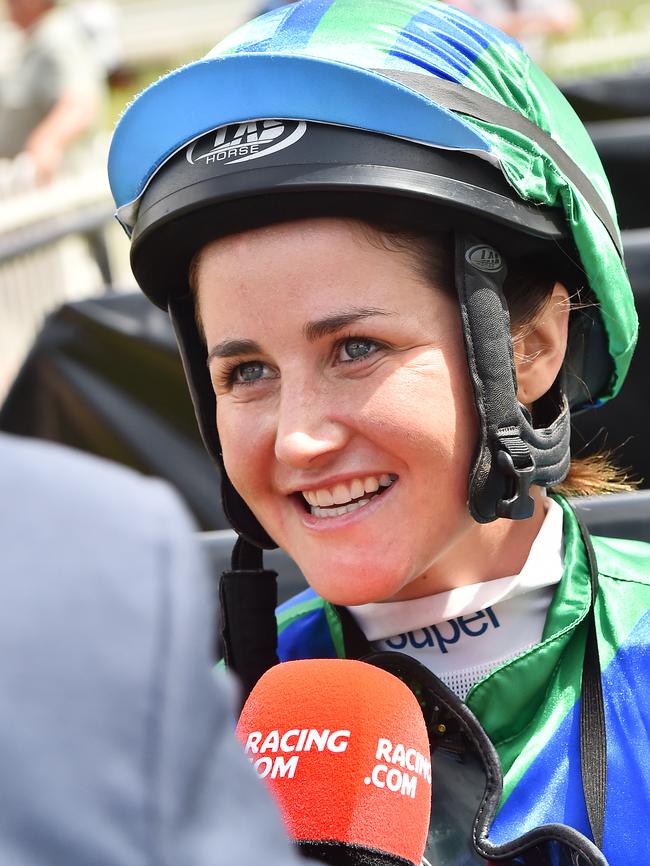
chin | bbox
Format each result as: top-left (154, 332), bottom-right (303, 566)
top-left (303, 558), bottom-right (408, 607)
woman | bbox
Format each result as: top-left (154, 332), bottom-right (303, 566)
top-left (108, 1), bottom-right (649, 863)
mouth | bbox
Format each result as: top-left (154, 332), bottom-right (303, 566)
top-left (299, 474), bottom-right (398, 519)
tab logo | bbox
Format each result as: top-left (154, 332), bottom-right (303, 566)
top-left (186, 119), bottom-right (307, 167)
top-left (466, 244), bottom-right (504, 272)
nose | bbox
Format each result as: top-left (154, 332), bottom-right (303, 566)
top-left (274, 381), bottom-right (349, 469)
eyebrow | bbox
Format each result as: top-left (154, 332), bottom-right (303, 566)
top-left (206, 307), bottom-right (390, 367)
top-left (206, 339), bottom-right (262, 366)
top-left (303, 307), bottom-right (390, 342)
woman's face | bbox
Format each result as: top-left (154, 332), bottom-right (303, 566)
top-left (196, 217), bottom-right (481, 605)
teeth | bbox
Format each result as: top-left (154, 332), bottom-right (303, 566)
top-left (332, 482), bottom-right (351, 505)
top-left (312, 499), bottom-right (370, 518)
top-left (364, 476), bottom-right (379, 494)
top-left (316, 489), bottom-right (334, 507)
top-left (302, 473), bottom-right (397, 517)
top-left (302, 474), bottom-right (396, 515)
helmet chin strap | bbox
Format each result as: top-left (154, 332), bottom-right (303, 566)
top-left (455, 233), bottom-right (571, 523)
top-left (219, 537), bottom-right (279, 710)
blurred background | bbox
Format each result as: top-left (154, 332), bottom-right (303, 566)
top-left (1, 0), bottom-right (649, 530)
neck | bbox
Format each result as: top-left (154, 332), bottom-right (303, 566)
top-left (389, 486), bottom-right (549, 602)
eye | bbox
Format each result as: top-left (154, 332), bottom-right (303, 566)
top-left (232, 361), bottom-right (270, 384)
top-left (338, 337), bottom-right (379, 363)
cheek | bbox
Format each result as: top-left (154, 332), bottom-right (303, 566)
top-left (216, 402), bottom-right (271, 498)
top-left (360, 346), bottom-right (476, 465)
top-left (443, 346), bottom-right (478, 470)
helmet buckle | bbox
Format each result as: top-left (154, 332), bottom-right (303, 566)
top-left (495, 439), bottom-right (535, 520)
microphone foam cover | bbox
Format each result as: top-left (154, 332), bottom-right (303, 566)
top-left (236, 658), bottom-right (431, 866)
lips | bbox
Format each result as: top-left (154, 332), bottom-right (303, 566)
top-left (301, 474), bottom-right (397, 518)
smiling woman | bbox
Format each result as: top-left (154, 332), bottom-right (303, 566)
top-left (108, 1), bottom-right (650, 863)
top-left (195, 217), bottom-right (483, 605)
top-left (192, 215), bottom-right (574, 606)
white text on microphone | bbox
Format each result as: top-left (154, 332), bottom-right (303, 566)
top-left (363, 738), bottom-right (432, 799)
top-left (244, 728), bottom-right (350, 780)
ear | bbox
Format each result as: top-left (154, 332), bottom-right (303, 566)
top-left (514, 282), bottom-right (570, 406)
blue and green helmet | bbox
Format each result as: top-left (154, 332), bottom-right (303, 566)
top-left (108, 0), bottom-right (637, 539)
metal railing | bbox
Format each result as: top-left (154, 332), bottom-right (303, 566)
top-left (0, 155), bottom-right (128, 402)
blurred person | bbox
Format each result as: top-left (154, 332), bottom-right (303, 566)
top-left (0, 0), bottom-right (106, 183)
top-left (0, 432), bottom-right (305, 865)
top-left (73, 0), bottom-right (125, 84)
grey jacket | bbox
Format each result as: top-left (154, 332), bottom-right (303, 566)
top-left (0, 433), bottom-right (301, 866)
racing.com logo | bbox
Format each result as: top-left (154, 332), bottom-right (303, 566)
top-left (186, 120), bottom-right (307, 167)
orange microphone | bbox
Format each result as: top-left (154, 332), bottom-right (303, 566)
top-left (236, 658), bottom-right (432, 866)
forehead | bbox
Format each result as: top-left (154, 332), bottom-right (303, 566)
top-left (194, 216), bottom-right (447, 328)
top-left (196, 216), bottom-right (387, 274)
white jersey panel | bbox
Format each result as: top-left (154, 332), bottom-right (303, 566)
top-left (349, 498), bottom-right (564, 700)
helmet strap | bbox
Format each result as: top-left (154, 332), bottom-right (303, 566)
top-left (219, 537), bottom-right (279, 709)
top-left (455, 233), bottom-right (571, 523)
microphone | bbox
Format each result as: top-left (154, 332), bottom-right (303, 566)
top-left (236, 658), bottom-right (432, 866)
